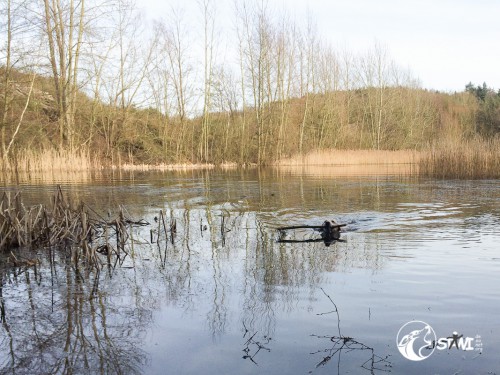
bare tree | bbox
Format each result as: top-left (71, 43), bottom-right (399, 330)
top-left (298, 13), bottom-right (318, 155)
top-left (234, 0), bottom-right (250, 163)
top-left (1, 0), bottom-right (32, 157)
top-left (146, 21), bottom-right (173, 154)
top-left (198, 0), bottom-right (216, 162)
top-left (42, 0), bottom-right (87, 150)
top-left (236, 0), bottom-right (275, 163)
top-left (157, 7), bottom-right (194, 161)
top-left (5, 72), bottom-right (36, 157)
top-left (84, 34), bottom-right (115, 151)
top-left (210, 64), bottom-right (240, 161)
top-left (0, 0), bottom-right (14, 156)
top-left (315, 44), bottom-right (340, 149)
top-left (273, 13), bottom-right (295, 160)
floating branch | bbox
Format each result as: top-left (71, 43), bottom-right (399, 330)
top-left (277, 220), bottom-right (346, 246)
top-left (277, 223), bottom-right (346, 231)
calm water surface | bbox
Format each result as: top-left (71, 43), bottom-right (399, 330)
top-left (1, 168), bottom-right (499, 374)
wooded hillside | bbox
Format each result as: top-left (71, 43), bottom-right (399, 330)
top-left (1, 0), bottom-right (499, 167)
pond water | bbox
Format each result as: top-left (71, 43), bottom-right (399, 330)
top-left (1, 168), bottom-right (499, 374)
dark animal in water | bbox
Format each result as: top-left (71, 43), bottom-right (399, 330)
top-left (318, 220), bottom-right (341, 245)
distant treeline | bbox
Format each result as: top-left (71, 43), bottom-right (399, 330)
top-left (0, 0), bottom-right (499, 166)
top-left (465, 82), bottom-right (500, 135)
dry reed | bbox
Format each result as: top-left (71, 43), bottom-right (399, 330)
top-left (276, 164), bottom-right (419, 177)
top-left (0, 187), bottom-right (148, 270)
top-left (419, 138), bottom-right (500, 179)
top-left (117, 161), bottom-right (244, 171)
top-left (275, 149), bottom-right (423, 166)
top-left (118, 163), bottom-right (216, 171)
top-left (3, 148), bottom-right (101, 172)
top-left (1, 149), bottom-right (104, 184)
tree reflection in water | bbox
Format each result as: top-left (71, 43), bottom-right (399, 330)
top-left (0, 250), bottom-right (151, 375)
top-left (0, 188), bottom-right (388, 374)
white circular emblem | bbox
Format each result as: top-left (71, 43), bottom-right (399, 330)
top-left (397, 320), bottom-right (436, 361)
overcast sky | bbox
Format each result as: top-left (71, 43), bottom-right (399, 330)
top-left (140, 0), bottom-right (500, 92)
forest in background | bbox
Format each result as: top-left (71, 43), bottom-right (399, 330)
top-left (1, 0), bottom-right (500, 170)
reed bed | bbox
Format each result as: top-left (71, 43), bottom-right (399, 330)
top-left (1, 149), bottom-right (104, 184)
top-left (0, 187), bottom-right (148, 269)
top-left (419, 139), bottom-right (500, 179)
top-left (275, 149), bottom-right (423, 166)
top-left (117, 162), bottom-right (246, 172)
top-left (3, 148), bottom-right (101, 172)
top-left (276, 163), bottom-right (419, 177)
top-left (118, 162), bottom-right (216, 171)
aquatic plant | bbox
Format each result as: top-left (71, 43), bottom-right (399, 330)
top-left (0, 186), bottom-right (148, 269)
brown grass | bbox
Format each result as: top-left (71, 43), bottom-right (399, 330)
top-left (118, 163), bottom-right (216, 171)
top-left (117, 162), bottom-right (247, 171)
top-left (1, 148), bottom-right (103, 183)
top-left (2, 142), bottom-right (498, 181)
top-left (3, 148), bottom-right (100, 172)
top-left (275, 149), bottom-right (424, 166)
top-left (276, 163), bottom-right (419, 177)
top-left (0, 187), bottom-right (148, 269)
top-left (419, 138), bottom-right (500, 179)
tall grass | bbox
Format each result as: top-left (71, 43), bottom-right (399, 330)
top-left (16, 149), bottom-right (100, 171)
top-left (118, 163), bottom-right (216, 171)
top-left (1, 148), bottom-right (102, 183)
top-left (419, 138), bottom-right (500, 179)
top-left (276, 164), bottom-right (419, 177)
top-left (275, 149), bottom-right (423, 166)
top-left (1, 141), bottom-right (499, 181)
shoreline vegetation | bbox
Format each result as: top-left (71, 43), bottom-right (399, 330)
top-left (420, 138), bottom-right (500, 179)
top-left (1, 145), bottom-right (499, 181)
top-left (275, 149), bottom-right (423, 166)
top-left (1, 1), bottom-right (499, 180)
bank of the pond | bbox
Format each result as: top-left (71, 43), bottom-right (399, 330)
top-left (2, 142), bottom-right (500, 180)
top-left (274, 144), bottom-right (500, 179)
